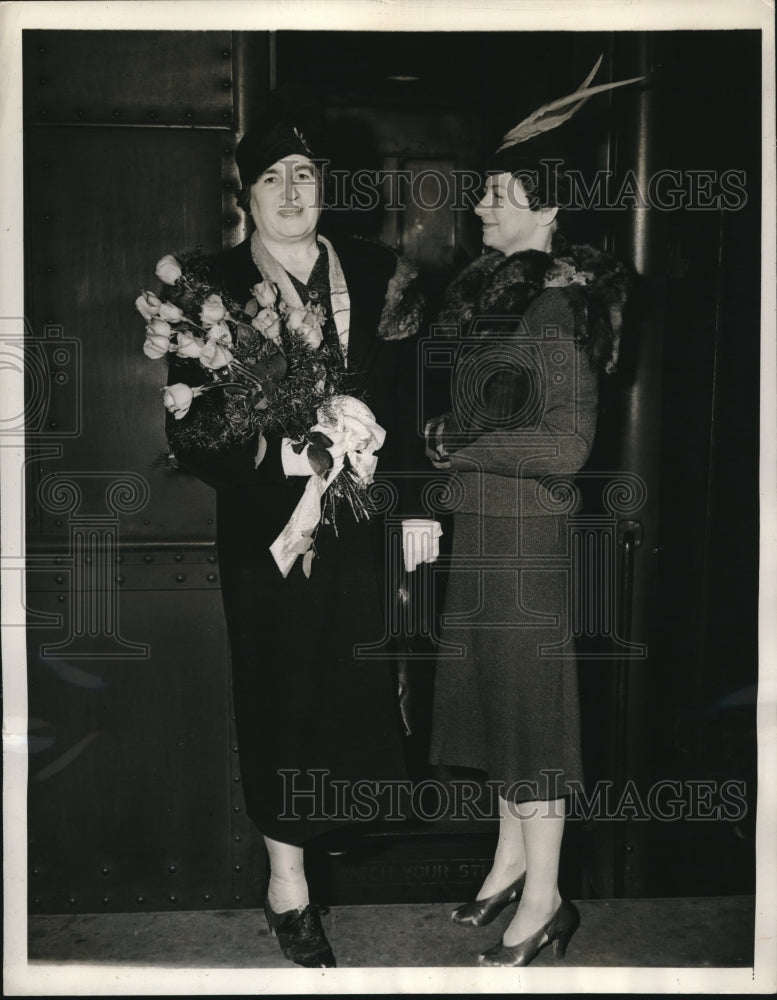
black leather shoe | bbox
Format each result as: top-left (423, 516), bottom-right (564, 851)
top-left (264, 900), bottom-right (336, 968)
top-left (451, 872), bottom-right (526, 927)
top-left (477, 899), bottom-right (580, 967)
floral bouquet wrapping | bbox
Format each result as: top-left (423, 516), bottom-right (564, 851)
top-left (137, 252), bottom-right (384, 575)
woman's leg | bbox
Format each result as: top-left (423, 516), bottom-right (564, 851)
top-left (264, 835), bottom-right (309, 913)
top-left (476, 794), bottom-right (528, 898)
top-left (501, 797), bottom-right (565, 946)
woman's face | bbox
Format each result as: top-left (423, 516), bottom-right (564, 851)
top-left (474, 172), bottom-right (555, 256)
top-left (249, 155), bottom-right (321, 244)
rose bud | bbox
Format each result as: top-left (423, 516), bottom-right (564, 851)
top-left (148, 317), bottom-right (173, 338)
top-left (299, 324), bottom-right (324, 350)
top-left (285, 307), bottom-right (306, 331)
top-left (158, 301), bottom-right (184, 323)
top-left (200, 339), bottom-right (233, 370)
top-left (206, 321), bottom-right (233, 347)
top-left (162, 383), bottom-right (204, 420)
top-left (251, 307), bottom-right (282, 341)
top-left (143, 332), bottom-right (173, 359)
top-left (252, 280), bottom-right (278, 308)
top-left (175, 331), bottom-right (204, 358)
top-left (135, 290), bottom-right (163, 320)
top-left (155, 255), bottom-right (183, 285)
top-left (200, 293), bottom-right (227, 327)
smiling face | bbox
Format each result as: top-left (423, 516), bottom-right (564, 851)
top-left (474, 172), bottom-right (557, 256)
top-left (249, 155), bottom-right (322, 245)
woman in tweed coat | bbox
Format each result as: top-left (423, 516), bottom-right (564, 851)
top-left (425, 150), bottom-right (632, 965)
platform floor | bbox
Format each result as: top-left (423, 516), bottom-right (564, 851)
top-left (26, 895), bottom-right (754, 969)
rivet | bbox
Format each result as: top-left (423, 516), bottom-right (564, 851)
top-left (207, 573), bottom-right (217, 583)
top-left (233, 775), bottom-right (240, 783)
top-left (68, 897), bottom-right (76, 905)
top-left (55, 557), bottom-right (63, 565)
top-left (103, 896), bottom-right (111, 904)
top-left (112, 109), bottom-right (121, 119)
top-left (221, 49), bottom-right (231, 58)
top-left (222, 111), bottom-right (231, 121)
top-left (175, 573), bottom-right (185, 583)
top-left (55, 520), bottom-right (63, 528)
top-left (203, 893), bottom-right (212, 902)
top-left (221, 79), bottom-right (232, 90)
top-left (184, 111), bottom-right (193, 120)
top-left (169, 895), bottom-right (177, 903)
top-left (32, 868), bottom-right (40, 877)
top-left (174, 553), bottom-right (184, 562)
top-left (136, 895), bottom-right (144, 904)
top-left (232, 745), bottom-right (239, 753)
top-left (207, 518), bottom-right (214, 525)
top-left (33, 898), bottom-right (41, 905)
top-left (48, 420), bottom-right (57, 428)
top-left (75, 110), bottom-right (85, 119)
top-left (100, 866), bottom-right (110, 876)
top-left (233, 865), bottom-right (242, 873)
top-left (54, 575), bottom-right (64, 584)
top-left (116, 575), bottom-right (125, 584)
top-left (43, 213), bottom-right (52, 222)
top-left (223, 147), bottom-right (232, 157)
top-left (233, 805), bottom-right (241, 813)
top-left (38, 46), bottom-right (46, 54)
top-left (143, 519), bottom-right (151, 525)
top-left (57, 595), bottom-right (65, 603)
top-left (234, 835), bottom-right (241, 842)
top-left (167, 865), bottom-right (177, 874)
top-left (208, 554), bottom-right (217, 563)
top-left (234, 895), bottom-right (243, 902)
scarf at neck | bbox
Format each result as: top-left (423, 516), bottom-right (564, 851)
top-left (250, 231), bottom-right (351, 366)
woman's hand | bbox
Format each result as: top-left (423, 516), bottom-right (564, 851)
top-left (424, 413), bottom-right (452, 469)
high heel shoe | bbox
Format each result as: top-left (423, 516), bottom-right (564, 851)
top-left (263, 899), bottom-right (336, 968)
top-left (451, 872), bottom-right (526, 927)
top-left (477, 899), bottom-right (580, 967)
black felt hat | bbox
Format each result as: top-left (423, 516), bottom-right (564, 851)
top-left (235, 118), bottom-right (316, 188)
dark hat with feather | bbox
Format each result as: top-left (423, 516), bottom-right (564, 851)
top-left (488, 56), bottom-right (644, 207)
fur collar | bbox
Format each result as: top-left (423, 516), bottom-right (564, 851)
top-left (438, 242), bottom-right (634, 375)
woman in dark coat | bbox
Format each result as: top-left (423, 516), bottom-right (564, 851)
top-left (425, 65), bottom-right (637, 966)
top-left (163, 120), bottom-right (437, 968)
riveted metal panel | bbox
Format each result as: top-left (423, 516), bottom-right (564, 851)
top-left (26, 587), bottom-right (265, 914)
top-left (23, 30), bottom-right (235, 127)
top-left (24, 124), bottom-right (240, 543)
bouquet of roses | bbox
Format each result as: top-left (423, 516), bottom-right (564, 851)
top-left (137, 251), bottom-right (384, 576)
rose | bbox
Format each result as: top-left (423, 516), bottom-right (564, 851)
top-left (252, 280), bottom-right (278, 308)
top-left (162, 383), bottom-right (204, 420)
top-left (298, 324), bottom-right (324, 350)
top-left (284, 307), bottom-right (306, 331)
top-left (135, 290), bottom-right (162, 320)
top-left (175, 331), bottom-right (205, 358)
top-left (155, 255), bottom-right (183, 285)
top-left (158, 302), bottom-right (184, 323)
top-left (199, 339), bottom-right (233, 369)
top-left (251, 306), bottom-right (282, 341)
top-left (206, 321), bottom-right (233, 347)
top-left (200, 293), bottom-right (228, 328)
top-left (143, 331), bottom-right (173, 359)
top-left (147, 317), bottom-right (173, 339)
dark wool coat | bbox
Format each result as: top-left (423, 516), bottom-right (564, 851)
top-left (166, 236), bottom-right (426, 844)
top-left (429, 244), bottom-right (632, 803)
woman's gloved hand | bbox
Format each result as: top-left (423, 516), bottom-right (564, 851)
top-left (424, 413), bottom-right (452, 469)
top-left (402, 519), bottom-right (443, 572)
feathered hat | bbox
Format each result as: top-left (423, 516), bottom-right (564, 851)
top-left (488, 55), bottom-right (645, 180)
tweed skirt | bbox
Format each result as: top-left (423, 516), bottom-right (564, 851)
top-left (429, 512), bottom-right (583, 803)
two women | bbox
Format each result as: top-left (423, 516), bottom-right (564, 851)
top-left (165, 119), bottom-right (436, 968)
